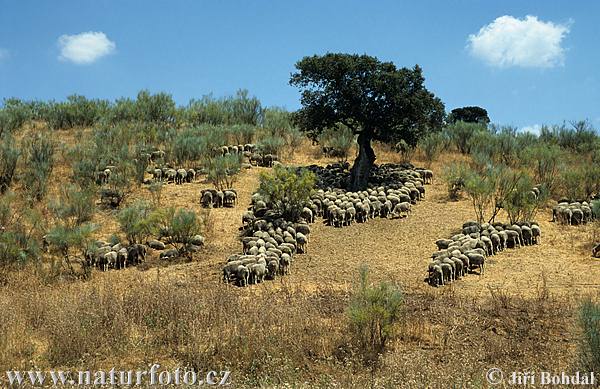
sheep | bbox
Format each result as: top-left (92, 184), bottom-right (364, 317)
top-left (223, 190), bottom-right (237, 207)
top-left (236, 265), bottom-right (250, 286)
top-left (160, 249), bottom-right (179, 260)
top-left (248, 263), bottom-right (266, 284)
top-left (440, 263), bottom-right (453, 284)
top-left (467, 253), bottom-right (485, 275)
top-left (428, 263), bottom-right (444, 286)
top-left (531, 224), bottom-right (541, 244)
top-left (391, 202), bottom-right (411, 218)
top-left (279, 253), bottom-right (291, 275)
top-left (175, 169), bottom-right (187, 185)
top-left (295, 223), bottom-right (311, 240)
top-left (296, 232), bottom-right (308, 254)
top-left (301, 207), bottom-right (314, 223)
top-left (267, 260), bottom-right (279, 280)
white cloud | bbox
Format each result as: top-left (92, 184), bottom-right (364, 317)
top-left (467, 15), bottom-right (570, 68)
top-left (58, 31), bottom-right (115, 65)
top-left (520, 124), bottom-right (542, 135)
top-left (0, 48), bottom-right (9, 61)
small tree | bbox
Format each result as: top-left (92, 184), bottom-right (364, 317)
top-left (417, 131), bottom-right (445, 166)
top-left (578, 298), bottom-right (600, 374)
top-left (522, 144), bottom-right (564, 194)
top-left (504, 174), bottom-right (542, 224)
top-left (257, 166), bottom-right (316, 222)
top-left (22, 133), bottom-right (55, 202)
top-left (446, 121), bottom-right (487, 154)
top-left (463, 169), bottom-right (495, 224)
top-left (159, 208), bottom-right (202, 257)
top-left (117, 201), bottom-right (161, 245)
top-left (0, 134), bottom-right (19, 194)
top-left (147, 181), bottom-right (164, 207)
top-left (442, 162), bottom-right (469, 200)
top-left (0, 192), bottom-right (43, 268)
top-left (206, 154), bottom-right (241, 191)
top-left (319, 123), bottom-right (355, 162)
top-left (48, 185), bottom-right (95, 226)
top-left (347, 265), bottom-right (403, 366)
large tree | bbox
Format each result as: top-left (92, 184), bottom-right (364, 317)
top-left (290, 53), bottom-right (445, 190)
top-left (448, 106), bottom-right (490, 125)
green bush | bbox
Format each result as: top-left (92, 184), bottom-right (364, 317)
top-left (522, 144), bottom-right (564, 194)
top-left (0, 192), bottom-right (43, 267)
top-left (0, 134), bottom-right (20, 194)
top-left (206, 154), bottom-right (242, 191)
top-left (463, 168), bottom-right (495, 224)
top-left (231, 123), bottom-right (256, 145)
top-left (257, 166), bottom-right (315, 222)
top-left (319, 124), bottom-right (355, 162)
top-left (257, 134), bottom-right (286, 156)
top-left (503, 173), bottom-right (542, 224)
top-left (347, 265), bottom-right (403, 365)
top-left (134, 90), bottom-right (177, 126)
top-left (442, 162), bottom-right (469, 200)
top-left (48, 185), bottom-right (96, 227)
top-left (117, 201), bottom-right (161, 245)
top-left (417, 131), bottom-right (445, 165)
top-left (0, 99), bottom-right (31, 136)
top-left (21, 133), bottom-right (55, 202)
top-left (186, 89), bottom-right (262, 126)
top-left (446, 121), bottom-right (488, 154)
top-left (159, 208), bottom-right (203, 256)
top-left (578, 299), bottom-right (600, 373)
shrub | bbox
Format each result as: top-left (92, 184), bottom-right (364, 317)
top-left (347, 265), bottom-right (403, 365)
top-left (257, 134), bottom-right (286, 156)
top-left (442, 162), bottom-right (469, 200)
top-left (393, 139), bottom-right (415, 163)
top-left (0, 99), bottom-right (30, 136)
top-left (417, 131), bottom-right (445, 165)
top-left (446, 121), bottom-right (487, 154)
top-left (319, 124), bottom-right (355, 162)
top-left (48, 185), bottom-right (95, 226)
top-left (206, 154), bottom-right (241, 191)
top-left (463, 168), bottom-right (495, 224)
top-left (503, 173), bottom-right (543, 224)
top-left (147, 181), bottom-right (164, 207)
top-left (134, 90), bottom-right (177, 126)
top-left (186, 89), bottom-right (262, 126)
top-left (45, 223), bottom-right (96, 277)
top-left (0, 192), bottom-right (43, 268)
top-left (560, 167), bottom-right (586, 202)
top-left (258, 166), bottom-right (316, 222)
top-left (578, 298), bottom-right (600, 373)
top-left (522, 144), bottom-right (564, 194)
top-left (117, 201), bottom-right (161, 245)
top-left (231, 123), bottom-right (256, 145)
top-left (159, 208), bottom-right (203, 256)
top-left (21, 133), bottom-right (55, 202)
top-left (0, 134), bottom-right (19, 194)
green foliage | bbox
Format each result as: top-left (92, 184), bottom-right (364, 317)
top-left (539, 121), bottom-right (599, 155)
top-left (147, 181), bottom-right (164, 207)
top-left (159, 208), bottom-right (202, 255)
top-left (522, 144), bottom-right (564, 194)
top-left (463, 168), bottom-right (495, 224)
top-left (503, 173), bottom-right (541, 224)
top-left (0, 134), bottom-right (20, 194)
top-left (347, 265), bottom-right (403, 364)
top-left (22, 133), bottom-right (55, 202)
top-left (319, 123), bottom-right (355, 162)
top-left (230, 123), bottom-right (256, 145)
top-left (257, 134), bottom-right (286, 156)
top-left (394, 139), bottom-right (415, 163)
top-left (0, 98), bottom-right (31, 136)
top-left (42, 95), bottom-right (109, 130)
top-left (417, 131), bottom-right (445, 165)
top-left (591, 200), bottom-right (600, 219)
top-left (186, 89), bottom-right (262, 126)
top-left (578, 298), bottom-right (600, 373)
top-left (134, 90), bottom-right (177, 126)
top-left (0, 192), bottom-right (43, 267)
top-left (263, 107), bottom-right (293, 137)
top-left (447, 106), bottom-right (490, 125)
top-left (442, 162), bottom-right (469, 200)
top-left (560, 167), bottom-right (586, 201)
top-left (446, 121), bottom-right (487, 154)
top-left (290, 54), bottom-right (445, 146)
top-left (117, 201), bottom-right (161, 245)
top-left (48, 185), bottom-right (95, 227)
top-left (257, 166), bottom-right (316, 222)
top-left (206, 154), bottom-right (241, 191)
top-left (172, 126), bottom-right (215, 166)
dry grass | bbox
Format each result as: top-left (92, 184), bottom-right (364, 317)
top-left (1, 135), bottom-right (599, 387)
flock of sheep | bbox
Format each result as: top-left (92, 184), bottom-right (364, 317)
top-left (223, 193), bottom-right (311, 286)
top-left (222, 162), bottom-right (434, 286)
top-left (428, 220), bottom-right (542, 286)
top-left (552, 200), bottom-right (599, 225)
top-left (200, 188), bottom-right (238, 208)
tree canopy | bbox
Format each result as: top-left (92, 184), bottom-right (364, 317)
top-left (290, 53), bottom-right (445, 190)
top-left (448, 106), bottom-right (490, 125)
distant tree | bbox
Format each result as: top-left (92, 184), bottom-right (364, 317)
top-left (290, 53), bottom-right (445, 190)
top-left (447, 106), bottom-right (490, 125)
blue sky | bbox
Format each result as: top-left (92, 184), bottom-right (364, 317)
top-left (1, 0), bottom-right (599, 130)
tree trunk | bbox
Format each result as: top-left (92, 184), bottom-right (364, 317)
top-left (349, 131), bottom-right (376, 191)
